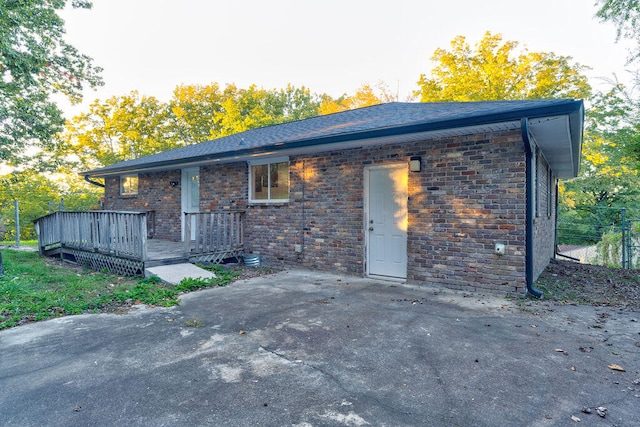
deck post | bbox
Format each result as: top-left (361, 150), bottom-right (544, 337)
top-left (183, 212), bottom-right (191, 256)
top-left (34, 220), bottom-right (42, 255)
top-left (140, 213), bottom-right (148, 262)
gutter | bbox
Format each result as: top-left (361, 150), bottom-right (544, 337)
top-left (521, 118), bottom-right (543, 298)
top-left (84, 175), bottom-right (105, 188)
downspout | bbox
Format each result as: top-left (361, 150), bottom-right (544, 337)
top-left (521, 118), bottom-right (543, 298)
top-left (84, 175), bottom-right (105, 188)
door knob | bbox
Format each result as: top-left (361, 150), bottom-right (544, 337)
top-left (369, 227), bottom-right (374, 231)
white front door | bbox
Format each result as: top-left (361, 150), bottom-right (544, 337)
top-left (181, 167), bottom-right (200, 241)
top-left (366, 164), bottom-right (408, 279)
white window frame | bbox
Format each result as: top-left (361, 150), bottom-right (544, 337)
top-left (248, 156), bottom-right (290, 203)
top-left (120, 174), bottom-right (139, 196)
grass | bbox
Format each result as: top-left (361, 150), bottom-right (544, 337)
top-left (534, 277), bottom-right (591, 304)
top-left (0, 249), bottom-right (241, 330)
top-left (0, 240), bottom-right (38, 247)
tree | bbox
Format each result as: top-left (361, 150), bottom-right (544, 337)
top-left (0, 170), bottom-right (100, 240)
top-left (415, 32), bottom-right (591, 102)
top-left (596, 0), bottom-right (640, 62)
top-left (54, 83), bottom-right (323, 169)
top-left (0, 0), bottom-right (103, 166)
top-left (319, 82), bottom-right (396, 115)
top-left (557, 86), bottom-right (640, 244)
top-left (215, 84), bottom-right (321, 137)
top-left (54, 92), bottom-right (174, 171)
top-left (168, 83), bottom-right (225, 144)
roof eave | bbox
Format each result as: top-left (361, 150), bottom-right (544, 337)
top-left (528, 102), bottom-right (584, 179)
top-left (83, 100), bottom-right (584, 178)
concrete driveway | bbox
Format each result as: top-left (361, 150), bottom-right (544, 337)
top-left (1, 270), bottom-right (639, 426)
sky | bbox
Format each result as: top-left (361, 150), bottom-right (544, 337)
top-left (58, 0), bottom-right (635, 117)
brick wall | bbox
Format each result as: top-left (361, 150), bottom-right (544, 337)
top-left (240, 130), bottom-right (528, 294)
top-left (104, 170), bottom-right (182, 241)
top-left (101, 129), bottom-right (551, 294)
top-left (244, 152), bottom-right (366, 273)
top-left (406, 131), bottom-right (527, 294)
top-left (533, 154), bottom-right (556, 280)
top-left (199, 163), bottom-right (248, 211)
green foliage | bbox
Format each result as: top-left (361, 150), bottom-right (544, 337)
top-left (415, 31), bottom-right (591, 102)
top-left (594, 229), bottom-right (623, 267)
top-left (0, 170), bottom-right (101, 240)
top-left (196, 264), bottom-right (241, 286)
top-left (0, 250), bottom-right (241, 329)
top-left (55, 83), bottom-right (323, 169)
top-left (0, 249), bottom-right (134, 328)
top-left (534, 277), bottom-right (590, 305)
top-left (0, 0), bottom-right (103, 167)
top-left (318, 82), bottom-right (397, 114)
top-left (596, 0), bottom-right (640, 62)
top-left (557, 85), bottom-right (640, 245)
top-left (52, 91), bottom-right (177, 170)
top-left (594, 221), bottom-right (640, 268)
top-left (175, 276), bottom-right (218, 292)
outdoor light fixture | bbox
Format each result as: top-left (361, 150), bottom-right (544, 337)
top-left (409, 156), bottom-right (422, 172)
top-left (170, 180), bottom-right (179, 187)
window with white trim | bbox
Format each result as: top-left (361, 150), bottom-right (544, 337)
top-left (249, 157), bottom-right (289, 203)
top-left (120, 174), bottom-right (138, 195)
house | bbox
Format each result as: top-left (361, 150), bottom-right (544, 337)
top-left (81, 100), bottom-right (584, 296)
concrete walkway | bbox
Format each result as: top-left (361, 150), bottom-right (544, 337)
top-left (145, 263), bottom-right (216, 285)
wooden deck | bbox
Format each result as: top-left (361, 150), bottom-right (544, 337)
top-left (34, 210), bottom-right (245, 276)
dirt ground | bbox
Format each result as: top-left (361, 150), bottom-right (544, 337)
top-left (536, 258), bottom-right (640, 311)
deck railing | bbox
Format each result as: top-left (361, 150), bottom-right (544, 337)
top-left (34, 210), bottom-right (148, 261)
top-left (184, 211), bottom-right (245, 260)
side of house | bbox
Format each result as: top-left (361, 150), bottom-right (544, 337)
top-left (85, 100), bottom-right (582, 296)
top-left (103, 128), bottom-right (557, 294)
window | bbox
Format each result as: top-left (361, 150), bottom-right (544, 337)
top-left (120, 174), bottom-right (138, 195)
top-left (249, 157), bottom-right (289, 202)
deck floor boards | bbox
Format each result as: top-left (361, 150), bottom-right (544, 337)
top-left (146, 239), bottom-right (186, 261)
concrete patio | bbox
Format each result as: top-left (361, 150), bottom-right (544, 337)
top-left (1, 270), bottom-right (638, 426)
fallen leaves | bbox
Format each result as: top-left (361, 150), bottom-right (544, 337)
top-left (576, 406), bottom-right (607, 421)
top-left (608, 363), bottom-right (626, 372)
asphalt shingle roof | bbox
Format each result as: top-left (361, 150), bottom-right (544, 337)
top-left (84, 100), bottom-right (583, 177)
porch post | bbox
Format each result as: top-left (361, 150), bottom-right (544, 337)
top-left (183, 212), bottom-right (190, 256)
top-left (140, 213), bottom-right (148, 262)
